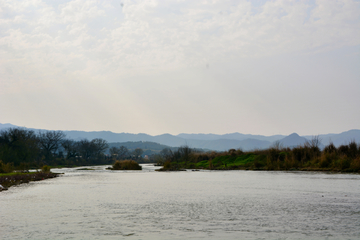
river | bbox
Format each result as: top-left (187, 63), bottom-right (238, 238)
top-left (1, 164), bottom-right (359, 239)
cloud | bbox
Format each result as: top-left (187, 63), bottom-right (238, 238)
top-left (0, 0), bottom-right (359, 134)
top-left (1, 0), bottom-right (359, 82)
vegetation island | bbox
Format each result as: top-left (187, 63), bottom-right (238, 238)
top-left (107, 160), bottom-right (142, 170)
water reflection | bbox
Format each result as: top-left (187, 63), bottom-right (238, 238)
top-left (1, 165), bottom-right (359, 239)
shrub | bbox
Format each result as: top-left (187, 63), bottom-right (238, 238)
top-left (292, 147), bottom-right (304, 162)
top-left (228, 149), bottom-right (238, 156)
top-left (208, 159), bottom-right (214, 169)
top-left (340, 157), bottom-right (351, 170)
top-left (283, 155), bottom-right (295, 170)
top-left (292, 146), bottom-right (314, 164)
top-left (253, 155), bottom-right (266, 169)
top-left (194, 153), bottom-right (209, 162)
top-left (348, 141), bottom-right (358, 158)
top-left (319, 153), bottom-right (333, 168)
top-left (268, 148), bottom-right (280, 162)
top-left (309, 146), bottom-right (321, 159)
top-left (163, 160), bottom-right (172, 169)
top-left (112, 160), bottom-right (142, 170)
top-left (18, 162), bottom-right (30, 172)
top-left (324, 142), bottom-right (337, 154)
top-left (41, 165), bottom-right (51, 173)
top-left (186, 162), bottom-right (196, 169)
top-left (350, 157), bottom-right (360, 172)
top-left (235, 149), bottom-right (244, 155)
top-left (278, 152), bottom-right (287, 162)
top-left (0, 160), bottom-right (13, 173)
top-left (338, 144), bottom-right (349, 156)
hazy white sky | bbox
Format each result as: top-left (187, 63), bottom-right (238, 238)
top-left (1, 0), bottom-right (359, 136)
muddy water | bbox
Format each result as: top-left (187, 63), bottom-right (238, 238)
top-left (1, 165), bottom-right (359, 239)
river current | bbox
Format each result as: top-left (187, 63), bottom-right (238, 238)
top-left (1, 164), bottom-right (359, 239)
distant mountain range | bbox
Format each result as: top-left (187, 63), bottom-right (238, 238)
top-left (1, 123), bottom-right (359, 151)
top-left (279, 133), bottom-right (309, 148)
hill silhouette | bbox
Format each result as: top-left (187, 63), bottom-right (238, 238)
top-left (1, 123), bottom-right (359, 151)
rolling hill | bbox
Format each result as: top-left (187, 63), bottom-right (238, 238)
top-left (1, 123), bottom-right (359, 152)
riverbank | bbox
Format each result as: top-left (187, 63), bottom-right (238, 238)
top-left (156, 141), bottom-right (360, 173)
top-left (0, 172), bottom-right (60, 191)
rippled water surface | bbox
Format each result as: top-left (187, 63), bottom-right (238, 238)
top-left (1, 165), bottom-right (360, 239)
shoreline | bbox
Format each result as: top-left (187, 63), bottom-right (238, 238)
top-left (0, 172), bottom-right (60, 191)
top-left (156, 167), bottom-right (360, 173)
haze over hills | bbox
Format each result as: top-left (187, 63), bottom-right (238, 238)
top-left (279, 133), bottom-right (309, 148)
top-left (303, 130), bottom-right (360, 147)
top-left (0, 123), bottom-right (18, 129)
top-left (0, 123), bottom-right (359, 152)
top-left (177, 133), bottom-right (285, 142)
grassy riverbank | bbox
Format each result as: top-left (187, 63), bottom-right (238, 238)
top-left (157, 141), bottom-right (360, 173)
top-left (0, 172), bottom-right (60, 191)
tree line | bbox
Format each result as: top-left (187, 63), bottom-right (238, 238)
top-left (154, 138), bottom-right (360, 172)
top-left (2, 127), bottom-right (359, 173)
top-left (0, 128), bottom-right (146, 172)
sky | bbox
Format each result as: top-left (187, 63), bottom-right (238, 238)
top-left (0, 0), bottom-right (359, 136)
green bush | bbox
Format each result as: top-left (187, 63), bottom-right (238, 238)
top-left (350, 157), bottom-right (360, 171)
top-left (340, 157), bottom-right (351, 170)
top-left (41, 165), bottom-right (51, 173)
top-left (253, 155), bottom-right (266, 168)
top-left (319, 153), bottom-right (335, 168)
top-left (348, 141), bottom-right (358, 158)
top-left (195, 160), bottom-right (209, 169)
top-left (18, 162), bottom-right (30, 172)
top-left (163, 160), bottom-right (172, 169)
top-left (234, 154), bottom-right (255, 166)
top-left (338, 145), bottom-right (350, 156)
top-left (324, 143), bottom-right (337, 154)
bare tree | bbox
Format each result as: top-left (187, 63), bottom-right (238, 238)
top-left (0, 128), bottom-right (39, 166)
top-left (77, 138), bottom-right (108, 161)
top-left (38, 131), bottom-right (66, 160)
top-left (271, 141), bottom-right (284, 150)
top-left (109, 146), bottom-right (130, 160)
top-left (132, 148), bottom-right (143, 160)
top-left (109, 146), bottom-right (120, 159)
top-left (178, 145), bottom-right (192, 162)
top-left (77, 139), bottom-right (92, 160)
top-left (305, 135), bottom-right (322, 148)
top-left (304, 135), bottom-right (322, 159)
top-left (61, 139), bottom-right (79, 159)
top-left (91, 138), bottom-right (108, 156)
top-left (118, 146), bottom-right (129, 159)
top-left (160, 148), bottom-right (173, 161)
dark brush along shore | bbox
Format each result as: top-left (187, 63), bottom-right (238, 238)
top-left (0, 172), bottom-right (60, 191)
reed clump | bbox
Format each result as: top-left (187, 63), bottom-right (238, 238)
top-left (110, 160), bottom-right (142, 170)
